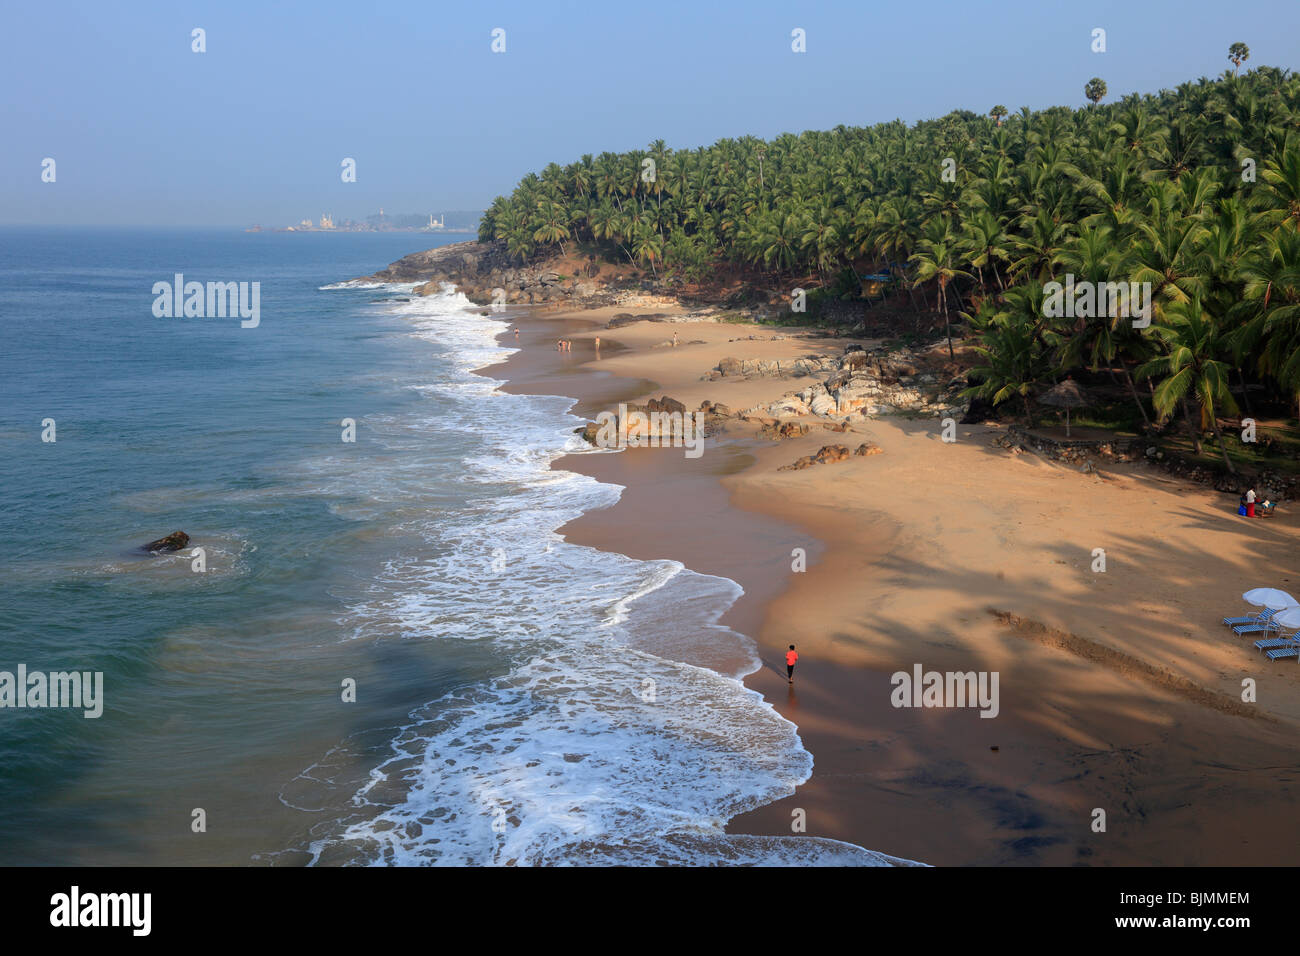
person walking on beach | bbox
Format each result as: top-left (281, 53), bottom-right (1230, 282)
top-left (514, 327), bottom-right (519, 340)
top-left (786, 644), bottom-right (798, 683)
top-left (672, 331), bottom-right (679, 347)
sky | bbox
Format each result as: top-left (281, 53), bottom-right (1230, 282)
top-left (3, 0), bottom-right (1298, 227)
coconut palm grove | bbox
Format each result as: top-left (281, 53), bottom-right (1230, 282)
top-left (479, 52), bottom-right (1300, 471)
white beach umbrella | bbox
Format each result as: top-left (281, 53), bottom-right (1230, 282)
top-left (1272, 606), bottom-right (1300, 630)
top-left (1242, 588), bottom-right (1299, 610)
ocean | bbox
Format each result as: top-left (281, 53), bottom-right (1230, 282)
top-left (0, 228), bottom-right (899, 865)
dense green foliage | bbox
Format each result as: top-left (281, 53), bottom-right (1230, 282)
top-left (480, 61), bottom-right (1300, 461)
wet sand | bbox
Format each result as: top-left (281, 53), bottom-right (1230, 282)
top-left (476, 301), bottom-right (1300, 866)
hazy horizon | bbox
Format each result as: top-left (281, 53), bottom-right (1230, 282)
top-left (4, 0), bottom-right (1298, 228)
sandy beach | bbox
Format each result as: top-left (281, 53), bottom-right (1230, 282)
top-left (477, 301), bottom-right (1300, 867)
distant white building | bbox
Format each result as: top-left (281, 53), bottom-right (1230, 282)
top-left (320, 213), bottom-right (334, 229)
top-left (423, 213), bottom-right (445, 231)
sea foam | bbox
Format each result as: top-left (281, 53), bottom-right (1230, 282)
top-left (288, 283), bottom-right (913, 866)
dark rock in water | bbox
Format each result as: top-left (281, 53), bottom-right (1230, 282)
top-left (143, 531), bottom-right (189, 553)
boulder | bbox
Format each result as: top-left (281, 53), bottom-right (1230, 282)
top-left (810, 394), bottom-right (838, 417)
top-left (762, 421), bottom-right (810, 440)
top-left (778, 445), bottom-right (852, 471)
top-left (768, 398), bottom-right (809, 417)
top-left (143, 531), bottom-right (189, 553)
top-left (646, 396), bottom-right (687, 416)
top-left (843, 351), bottom-right (872, 371)
top-left (854, 442), bottom-right (883, 457)
top-left (718, 357), bottom-right (744, 376)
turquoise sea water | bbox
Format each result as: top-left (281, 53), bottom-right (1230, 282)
top-left (0, 228), bottom-right (897, 865)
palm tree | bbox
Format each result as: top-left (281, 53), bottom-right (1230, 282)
top-left (1238, 228), bottom-right (1300, 418)
top-left (990, 105), bottom-right (1008, 127)
top-left (1258, 137), bottom-right (1300, 231)
top-left (962, 296), bottom-right (1050, 422)
top-left (961, 209), bottom-right (1012, 290)
top-left (1137, 297), bottom-right (1239, 471)
top-left (532, 201), bottom-right (571, 255)
top-left (1229, 42), bottom-right (1250, 74)
top-left (1124, 203), bottom-right (1210, 322)
top-left (1085, 77), bottom-right (1108, 107)
top-left (631, 224), bottom-right (664, 276)
top-left (909, 221), bottom-right (973, 359)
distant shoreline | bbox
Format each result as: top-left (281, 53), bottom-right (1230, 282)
top-left (244, 226), bottom-right (477, 234)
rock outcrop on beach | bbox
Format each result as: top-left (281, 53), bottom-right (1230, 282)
top-left (761, 421), bottom-right (809, 440)
top-left (574, 396), bottom-right (698, 447)
top-left (608, 312), bottom-right (675, 328)
top-left (779, 444), bottom-right (853, 471)
top-left (360, 242), bottom-right (504, 284)
top-left (726, 344), bottom-right (965, 422)
top-left (142, 531), bottom-right (189, 553)
top-left (357, 240), bottom-right (632, 308)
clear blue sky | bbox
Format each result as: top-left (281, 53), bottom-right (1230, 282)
top-left (3, 0), bottom-right (1297, 227)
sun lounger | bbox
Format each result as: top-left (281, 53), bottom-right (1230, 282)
top-left (1264, 645), bottom-right (1300, 661)
top-left (1253, 636), bottom-right (1295, 651)
top-left (1232, 620), bottom-right (1280, 635)
top-left (1224, 608), bottom-right (1277, 627)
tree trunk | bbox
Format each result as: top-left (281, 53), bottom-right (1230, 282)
top-left (1209, 413), bottom-right (1236, 474)
top-left (1236, 367), bottom-right (1254, 417)
top-left (1232, 369), bottom-right (1253, 416)
top-left (1121, 366), bottom-right (1152, 428)
top-left (1180, 397), bottom-right (1203, 454)
top-left (906, 282), bottom-right (920, 312)
top-left (941, 284), bottom-right (954, 360)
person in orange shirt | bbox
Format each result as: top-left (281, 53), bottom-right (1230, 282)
top-left (786, 645), bottom-right (798, 683)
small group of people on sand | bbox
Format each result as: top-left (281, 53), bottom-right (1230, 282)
top-left (556, 339), bottom-right (572, 352)
top-left (1239, 487), bottom-right (1277, 517)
